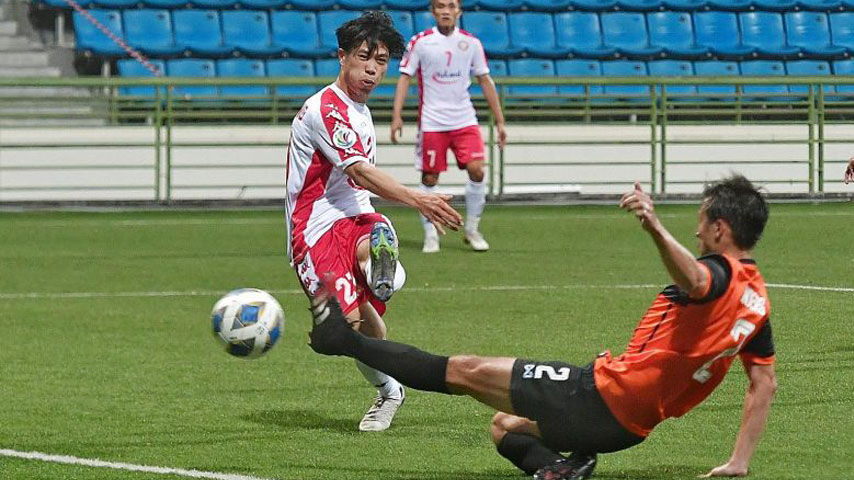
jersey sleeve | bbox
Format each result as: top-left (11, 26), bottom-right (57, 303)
top-left (399, 34), bottom-right (421, 76)
top-left (739, 320), bottom-right (776, 365)
top-left (470, 38), bottom-right (490, 77)
top-left (693, 254), bottom-right (732, 303)
top-left (309, 102), bottom-right (369, 169)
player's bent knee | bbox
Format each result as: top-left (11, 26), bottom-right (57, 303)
top-left (491, 413), bottom-right (510, 445)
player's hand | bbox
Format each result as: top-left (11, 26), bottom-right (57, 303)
top-left (619, 181), bottom-right (659, 232)
top-left (845, 156), bottom-right (854, 184)
top-left (700, 462), bottom-right (748, 477)
top-left (390, 116), bottom-right (403, 144)
top-left (496, 121), bottom-right (507, 150)
top-left (416, 192), bottom-right (462, 234)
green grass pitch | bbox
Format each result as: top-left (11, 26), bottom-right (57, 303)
top-left (0, 203), bottom-right (852, 480)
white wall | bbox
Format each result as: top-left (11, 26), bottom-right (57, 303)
top-left (1, 123), bottom-right (851, 201)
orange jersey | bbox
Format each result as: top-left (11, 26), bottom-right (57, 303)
top-left (594, 254), bottom-right (774, 437)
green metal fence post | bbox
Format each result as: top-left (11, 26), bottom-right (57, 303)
top-left (650, 83), bottom-right (658, 194)
top-left (818, 83), bottom-right (825, 193)
top-left (808, 84), bottom-right (815, 194)
top-left (660, 84), bottom-right (668, 194)
top-left (498, 83), bottom-right (506, 198)
top-left (165, 85), bottom-right (174, 204)
top-left (488, 108), bottom-right (495, 198)
top-left (154, 85), bottom-right (163, 201)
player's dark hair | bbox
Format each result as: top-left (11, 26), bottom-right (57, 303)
top-left (431, 0), bottom-right (463, 8)
top-left (336, 11), bottom-right (405, 58)
top-left (702, 175), bottom-right (769, 250)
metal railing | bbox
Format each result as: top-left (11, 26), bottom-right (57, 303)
top-left (1, 75), bottom-right (852, 202)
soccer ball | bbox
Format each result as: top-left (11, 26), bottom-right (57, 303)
top-left (211, 288), bottom-right (285, 359)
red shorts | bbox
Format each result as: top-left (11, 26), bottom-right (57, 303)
top-left (417, 125), bottom-right (485, 174)
top-left (293, 213), bottom-right (389, 316)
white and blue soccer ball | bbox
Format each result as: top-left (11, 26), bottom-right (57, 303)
top-left (211, 288), bottom-right (284, 359)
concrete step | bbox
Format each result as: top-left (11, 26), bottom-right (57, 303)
top-left (0, 36), bottom-right (35, 49)
top-left (0, 51), bottom-right (51, 68)
top-left (0, 118), bottom-right (108, 127)
top-left (0, 86), bottom-right (93, 97)
top-left (0, 65), bottom-right (62, 76)
top-left (0, 21), bottom-right (17, 36)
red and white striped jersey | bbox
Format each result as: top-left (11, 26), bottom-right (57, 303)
top-left (400, 27), bottom-right (490, 132)
top-left (285, 83), bottom-right (377, 264)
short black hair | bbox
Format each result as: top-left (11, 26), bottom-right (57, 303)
top-left (702, 174), bottom-right (769, 250)
top-left (336, 11), bottom-right (405, 58)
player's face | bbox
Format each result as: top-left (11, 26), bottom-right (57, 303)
top-left (337, 42), bottom-right (390, 103)
top-left (696, 204), bottom-right (717, 255)
top-left (431, 0), bottom-right (461, 31)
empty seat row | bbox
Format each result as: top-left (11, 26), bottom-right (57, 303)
top-left (37, 0), bottom-right (854, 11)
top-left (486, 58), bottom-right (854, 97)
top-left (116, 57), bottom-right (408, 97)
top-left (75, 9), bottom-right (854, 62)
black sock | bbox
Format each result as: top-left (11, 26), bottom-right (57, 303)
top-left (346, 334), bottom-right (451, 394)
top-left (497, 432), bottom-right (564, 475)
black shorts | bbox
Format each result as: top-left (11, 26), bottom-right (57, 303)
top-left (510, 359), bottom-right (645, 454)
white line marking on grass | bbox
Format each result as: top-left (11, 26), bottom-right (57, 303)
top-left (0, 449), bottom-right (278, 480)
top-left (0, 282), bottom-right (850, 300)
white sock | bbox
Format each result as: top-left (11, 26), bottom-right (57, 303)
top-left (355, 360), bottom-right (403, 399)
top-left (419, 184), bottom-right (438, 237)
top-left (465, 179), bottom-right (486, 233)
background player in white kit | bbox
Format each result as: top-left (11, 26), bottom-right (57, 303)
top-left (286, 11), bottom-right (462, 432)
top-left (391, 0), bottom-right (507, 253)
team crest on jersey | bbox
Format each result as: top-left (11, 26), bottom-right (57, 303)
top-left (458, 40), bottom-right (469, 51)
top-left (333, 125), bottom-right (358, 150)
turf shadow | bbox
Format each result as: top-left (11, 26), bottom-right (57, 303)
top-left (593, 464), bottom-right (703, 479)
top-left (242, 408), bottom-right (357, 433)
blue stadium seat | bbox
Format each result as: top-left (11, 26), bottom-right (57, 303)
top-left (271, 11), bottom-right (329, 58)
top-left (524, 0), bottom-right (574, 11)
top-left (167, 59), bottom-right (218, 98)
top-left (647, 60), bottom-right (697, 97)
top-left (173, 10), bottom-right (232, 57)
top-left (661, 0), bottom-right (708, 10)
top-left (319, 11), bottom-right (362, 52)
top-left (798, 0), bottom-right (843, 11)
top-left (601, 60), bottom-right (651, 99)
top-left (414, 11), bottom-right (435, 33)
top-left (739, 60), bottom-right (789, 98)
top-left (510, 12), bottom-right (569, 58)
top-left (785, 12), bottom-right (847, 59)
top-left (753, 0), bottom-right (797, 10)
top-left (222, 11), bottom-right (282, 57)
top-left (460, 13), bottom-right (523, 58)
top-left (785, 60), bottom-right (834, 95)
top-left (507, 59), bottom-right (558, 96)
top-left (601, 13), bottom-right (663, 58)
top-left (91, 0), bottom-right (139, 8)
top-left (478, 0), bottom-right (526, 9)
top-left (217, 58), bottom-right (268, 98)
top-left (123, 10), bottom-right (181, 57)
top-left (141, 0), bottom-right (188, 7)
top-left (73, 9), bottom-right (124, 57)
top-left (386, 0), bottom-right (431, 8)
top-left (315, 58), bottom-right (340, 78)
top-left (189, 0), bottom-right (238, 7)
top-left (705, 0), bottom-right (753, 10)
top-left (338, 0), bottom-right (384, 8)
top-left (694, 60), bottom-right (739, 98)
top-left (266, 58), bottom-right (316, 97)
top-left (554, 12), bottom-right (616, 59)
top-left (830, 13), bottom-right (854, 55)
top-left (117, 59), bottom-right (166, 97)
top-left (471, 59), bottom-right (507, 96)
top-left (616, 0), bottom-right (664, 11)
top-left (647, 12), bottom-right (710, 59)
top-left (831, 59), bottom-right (854, 96)
top-left (555, 59), bottom-right (604, 96)
top-left (570, 0), bottom-right (619, 11)
top-left (740, 12), bottom-right (801, 59)
top-left (388, 10), bottom-right (415, 44)
top-left (290, 0), bottom-right (335, 8)
top-left (240, 0), bottom-right (289, 7)
top-left (694, 11), bottom-right (754, 59)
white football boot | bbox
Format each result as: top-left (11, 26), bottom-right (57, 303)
top-left (422, 227), bottom-right (440, 253)
top-left (358, 386), bottom-right (405, 432)
top-left (464, 229), bottom-right (490, 252)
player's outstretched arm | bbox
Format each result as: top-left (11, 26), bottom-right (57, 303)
top-left (346, 161), bottom-right (462, 233)
top-left (702, 362), bottom-right (776, 478)
top-left (391, 74), bottom-right (412, 144)
top-left (476, 74), bottom-right (507, 150)
top-left (845, 156), bottom-right (854, 184)
top-left (619, 182), bottom-right (709, 297)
